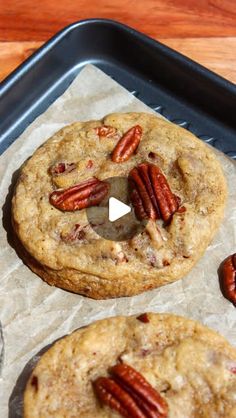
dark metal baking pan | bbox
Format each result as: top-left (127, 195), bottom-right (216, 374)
top-left (0, 18), bottom-right (236, 157)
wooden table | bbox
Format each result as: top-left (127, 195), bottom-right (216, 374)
top-left (0, 0), bottom-right (236, 84)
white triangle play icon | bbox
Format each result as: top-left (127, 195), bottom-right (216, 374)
top-left (109, 197), bottom-right (131, 222)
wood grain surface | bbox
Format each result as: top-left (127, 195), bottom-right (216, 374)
top-left (0, 0), bottom-right (236, 83)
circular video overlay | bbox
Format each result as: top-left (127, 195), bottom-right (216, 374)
top-left (86, 176), bottom-right (147, 241)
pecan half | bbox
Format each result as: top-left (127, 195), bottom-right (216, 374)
top-left (129, 163), bottom-right (179, 222)
top-left (49, 178), bottom-right (109, 211)
top-left (93, 364), bottom-right (168, 418)
top-left (219, 253), bottom-right (236, 305)
top-left (94, 377), bottom-right (145, 418)
top-left (95, 126), bottom-right (117, 138)
top-left (49, 162), bottom-right (76, 175)
top-left (112, 125), bottom-right (142, 163)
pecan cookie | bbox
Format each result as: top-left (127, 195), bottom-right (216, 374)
top-left (24, 313), bottom-right (236, 418)
top-left (12, 112), bottom-right (227, 298)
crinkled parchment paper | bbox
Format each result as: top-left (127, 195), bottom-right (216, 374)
top-left (0, 64), bottom-right (236, 417)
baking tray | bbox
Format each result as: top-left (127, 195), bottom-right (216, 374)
top-left (0, 18), bottom-right (236, 157)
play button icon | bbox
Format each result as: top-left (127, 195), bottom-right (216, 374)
top-left (86, 176), bottom-right (147, 241)
top-left (109, 197), bottom-right (131, 222)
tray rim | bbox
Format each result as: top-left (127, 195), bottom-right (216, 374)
top-left (1, 18), bottom-right (236, 97)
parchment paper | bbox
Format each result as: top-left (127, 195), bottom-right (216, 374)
top-left (0, 64), bottom-right (235, 417)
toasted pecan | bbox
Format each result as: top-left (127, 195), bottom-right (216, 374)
top-left (219, 253), bottom-right (236, 305)
top-left (129, 163), bottom-right (179, 222)
top-left (49, 178), bottom-right (109, 212)
top-left (94, 364), bottom-right (168, 418)
top-left (111, 125), bottom-right (142, 163)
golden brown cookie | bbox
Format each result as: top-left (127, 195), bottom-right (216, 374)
top-left (12, 113), bottom-right (227, 298)
top-left (24, 313), bottom-right (236, 417)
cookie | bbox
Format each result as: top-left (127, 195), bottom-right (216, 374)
top-left (24, 313), bottom-right (236, 417)
top-left (12, 112), bottom-right (227, 298)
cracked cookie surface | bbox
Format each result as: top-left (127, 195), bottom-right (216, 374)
top-left (23, 313), bottom-right (236, 418)
top-left (12, 113), bottom-right (227, 298)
